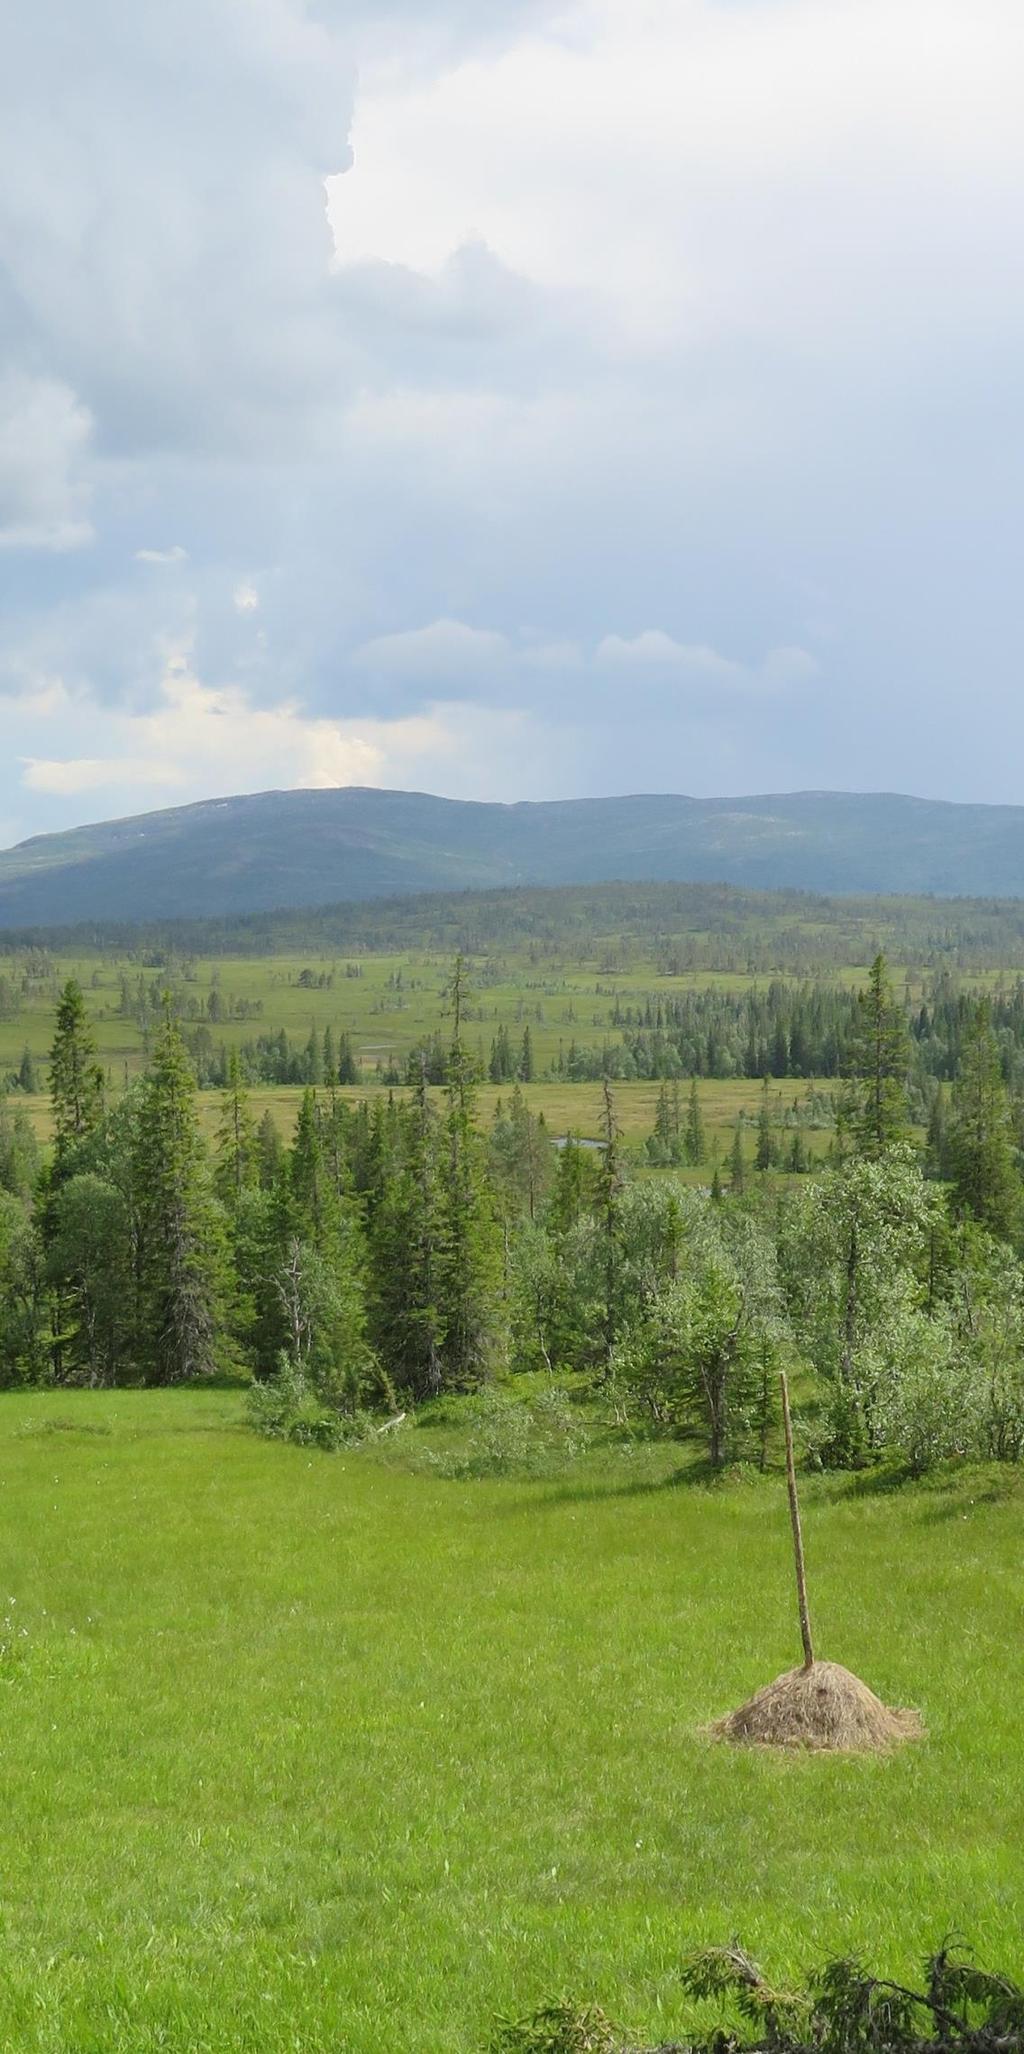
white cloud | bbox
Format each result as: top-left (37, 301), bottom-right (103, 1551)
top-left (135, 545), bottom-right (189, 566)
top-left (233, 581), bottom-right (261, 613)
top-left (329, 0), bottom-right (1024, 360)
top-left (22, 754), bottom-right (181, 797)
top-left (4, 646), bottom-right (546, 819)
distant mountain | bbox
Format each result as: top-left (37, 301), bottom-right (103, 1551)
top-left (2, 785), bottom-right (1024, 928)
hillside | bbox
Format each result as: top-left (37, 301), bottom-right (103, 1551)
top-left (3, 784), bottom-right (1024, 926)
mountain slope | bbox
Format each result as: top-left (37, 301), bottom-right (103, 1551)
top-left (2, 785), bottom-right (1024, 927)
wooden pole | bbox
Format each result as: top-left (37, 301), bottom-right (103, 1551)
top-left (780, 1370), bottom-right (815, 1672)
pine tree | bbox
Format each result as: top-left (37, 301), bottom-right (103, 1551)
top-left (49, 980), bottom-right (104, 1172)
top-left (17, 1048), bottom-right (38, 1094)
top-left (947, 1001), bottom-right (1021, 1241)
top-left (134, 1012), bottom-right (229, 1384)
top-left (848, 953), bottom-right (909, 1157)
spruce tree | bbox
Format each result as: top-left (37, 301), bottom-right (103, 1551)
top-left (134, 1010), bottom-right (230, 1384)
top-left (755, 1080), bottom-right (779, 1171)
top-left (257, 1109), bottom-right (285, 1189)
top-left (322, 1025), bottom-right (337, 1088)
top-left (214, 1050), bottom-right (257, 1205)
top-left (49, 980), bottom-right (104, 1172)
top-left (923, 1084), bottom-right (948, 1182)
top-left (548, 1132), bottom-right (593, 1235)
top-left (729, 1124), bottom-right (746, 1194)
top-left (947, 1001), bottom-right (1021, 1241)
top-left (369, 1062), bottom-right (445, 1398)
top-left (290, 1089), bottom-right (339, 1251)
top-left (685, 1077), bottom-right (706, 1166)
top-left (596, 1079), bottom-right (625, 1367)
top-left (437, 957), bottom-right (501, 1387)
top-left (520, 1025), bottom-right (535, 1083)
top-left (337, 1033), bottom-right (359, 1086)
top-left (848, 953), bottom-right (909, 1157)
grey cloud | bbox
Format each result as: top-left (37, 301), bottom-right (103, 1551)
top-left (3, 0), bottom-right (1024, 836)
top-left (0, 374), bottom-right (94, 551)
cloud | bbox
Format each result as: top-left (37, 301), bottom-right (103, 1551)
top-left (3, 0), bottom-right (1024, 839)
top-left (22, 754), bottom-right (180, 797)
top-left (353, 618), bottom-right (512, 686)
top-left (5, 645), bottom-right (545, 819)
top-left (596, 632), bottom-right (817, 695)
top-left (233, 581), bottom-right (261, 614)
top-left (135, 545), bottom-right (189, 566)
top-left (0, 373), bottom-right (94, 551)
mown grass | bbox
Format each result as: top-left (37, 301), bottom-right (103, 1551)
top-left (0, 1388), bottom-right (1021, 2051)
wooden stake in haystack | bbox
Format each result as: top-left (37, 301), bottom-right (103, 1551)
top-left (781, 1370), bottom-right (814, 1673)
top-left (711, 1372), bottom-right (923, 1751)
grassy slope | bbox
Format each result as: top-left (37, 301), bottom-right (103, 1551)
top-left (0, 1387), bottom-right (1021, 2053)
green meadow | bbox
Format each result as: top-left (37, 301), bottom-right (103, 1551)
top-left (0, 1385), bottom-right (1021, 2054)
top-left (0, 942), bottom-right (911, 1163)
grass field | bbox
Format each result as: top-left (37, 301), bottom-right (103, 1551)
top-left (0, 941), bottom-right (893, 1168)
top-left (1, 1386), bottom-right (1021, 2053)
top-left (0, 945), bottom-right (948, 1083)
top-left (11, 1076), bottom-right (844, 1171)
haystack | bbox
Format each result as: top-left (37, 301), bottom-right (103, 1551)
top-left (712, 1374), bottom-right (924, 1753)
top-left (712, 1658), bottom-right (922, 1752)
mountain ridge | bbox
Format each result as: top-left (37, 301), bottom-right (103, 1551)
top-left (2, 784), bottom-right (1024, 926)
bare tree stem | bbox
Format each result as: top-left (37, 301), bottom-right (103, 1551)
top-left (781, 1370), bottom-right (814, 1672)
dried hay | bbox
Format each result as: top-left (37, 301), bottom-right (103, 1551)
top-left (712, 1658), bottom-right (923, 1753)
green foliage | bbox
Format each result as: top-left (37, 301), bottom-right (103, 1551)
top-left (44, 1172), bottom-right (132, 1386)
top-left (0, 1096), bottom-right (40, 1200)
top-left (247, 1356), bottom-right (382, 1449)
top-left (490, 2002), bottom-right (617, 2053)
top-left (48, 978), bottom-right (104, 1170)
top-left (676, 1942), bottom-right (1024, 2054)
top-left (947, 1000), bottom-right (1021, 1241)
top-left (780, 1149), bottom-right (946, 1465)
top-left (0, 1189), bottom-right (43, 1382)
top-left (847, 954), bottom-right (909, 1158)
top-left (133, 1012), bottom-right (231, 1384)
top-left (611, 1205), bottom-right (783, 1463)
top-left (427, 1384), bottom-right (590, 1480)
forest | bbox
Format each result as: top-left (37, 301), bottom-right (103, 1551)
top-left (4, 953), bottom-right (1024, 1481)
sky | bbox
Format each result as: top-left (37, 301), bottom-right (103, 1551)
top-left (2, 0), bottom-right (1023, 847)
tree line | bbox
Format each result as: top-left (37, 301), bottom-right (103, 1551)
top-left (3, 957), bottom-right (1024, 1477)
